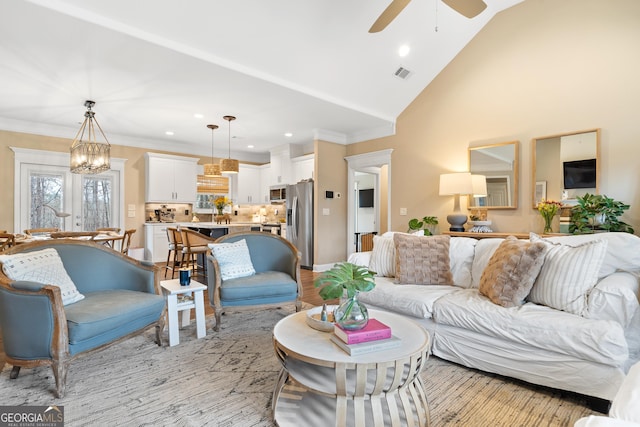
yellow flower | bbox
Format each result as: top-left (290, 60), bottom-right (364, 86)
top-left (211, 196), bottom-right (232, 210)
top-left (537, 199), bottom-right (563, 217)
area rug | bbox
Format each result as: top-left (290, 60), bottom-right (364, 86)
top-left (0, 307), bottom-right (596, 426)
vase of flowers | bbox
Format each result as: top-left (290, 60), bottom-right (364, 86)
top-left (537, 199), bottom-right (563, 233)
top-left (314, 262), bottom-right (376, 331)
top-left (211, 196), bottom-right (232, 216)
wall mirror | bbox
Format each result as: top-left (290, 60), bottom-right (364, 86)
top-left (468, 141), bottom-right (519, 209)
top-left (531, 129), bottom-right (600, 208)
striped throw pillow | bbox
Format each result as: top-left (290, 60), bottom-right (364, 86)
top-left (528, 233), bottom-right (607, 316)
top-left (368, 235), bottom-right (396, 277)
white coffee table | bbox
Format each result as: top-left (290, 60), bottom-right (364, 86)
top-left (160, 279), bottom-right (207, 347)
top-left (272, 309), bottom-right (431, 426)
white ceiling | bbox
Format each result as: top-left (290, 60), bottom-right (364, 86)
top-left (0, 0), bottom-right (523, 163)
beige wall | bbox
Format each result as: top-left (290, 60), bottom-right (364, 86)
top-left (0, 130), bottom-right (204, 248)
top-left (314, 140), bottom-right (348, 265)
top-left (348, 0), bottom-right (640, 237)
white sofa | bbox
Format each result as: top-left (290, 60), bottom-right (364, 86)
top-left (348, 232), bottom-right (640, 404)
top-left (574, 361), bottom-right (640, 426)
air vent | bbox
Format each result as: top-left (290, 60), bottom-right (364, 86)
top-left (394, 66), bottom-right (412, 80)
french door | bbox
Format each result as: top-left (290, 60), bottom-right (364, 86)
top-left (13, 148), bottom-right (124, 234)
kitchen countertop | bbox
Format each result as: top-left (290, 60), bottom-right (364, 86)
top-left (145, 221), bottom-right (284, 229)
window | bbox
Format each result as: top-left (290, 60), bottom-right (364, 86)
top-left (12, 147), bottom-right (125, 233)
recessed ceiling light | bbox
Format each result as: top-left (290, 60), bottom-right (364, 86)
top-left (284, 132), bottom-right (293, 138)
top-left (247, 145), bottom-right (255, 149)
top-left (165, 131), bottom-right (174, 136)
top-left (398, 44), bottom-right (410, 57)
top-left (194, 113), bottom-right (204, 119)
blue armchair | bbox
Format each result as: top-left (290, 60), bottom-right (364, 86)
top-left (206, 232), bottom-right (302, 331)
top-left (0, 240), bottom-right (166, 397)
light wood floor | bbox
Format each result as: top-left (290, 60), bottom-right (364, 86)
top-left (166, 266), bottom-right (337, 317)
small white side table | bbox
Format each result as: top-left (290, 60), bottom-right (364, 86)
top-left (160, 279), bottom-right (207, 347)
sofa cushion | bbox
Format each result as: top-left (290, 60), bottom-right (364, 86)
top-left (65, 290), bottom-right (165, 345)
top-left (368, 235), bottom-right (395, 277)
top-left (471, 238), bottom-right (505, 288)
top-left (586, 272), bottom-right (640, 327)
top-left (357, 276), bottom-right (460, 319)
top-left (433, 288), bottom-right (629, 366)
top-left (479, 237), bottom-right (547, 307)
top-left (393, 234), bottom-right (453, 285)
top-left (538, 232), bottom-right (640, 278)
top-left (449, 237), bottom-right (477, 288)
top-left (220, 271), bottom-right (298, 303)
top-left (529, 233), bottom-right (608, 316)
top-left (209, 239), bottom-right (256, 281)
top-left (0, 248), bottom-right (84, 305)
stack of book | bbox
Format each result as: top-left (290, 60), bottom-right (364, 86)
top-left (330, 318), bottom-right (401, 355)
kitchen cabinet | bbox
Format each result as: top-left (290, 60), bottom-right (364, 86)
top-left (236, 164), bottom-right (264, 204)
top-left (269, 146), bottom-right (291, 186)
top-left (260, 165), bottom-right (271, 203)
top-left (144, 223), bottom-right (170, 263)
top-left (145, 152), bottom-right (198, 203)
top-left (291, 154), bottom-right (314, 183)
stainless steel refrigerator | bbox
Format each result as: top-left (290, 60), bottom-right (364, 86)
top-left (286, 179), bottom-right (314, 269)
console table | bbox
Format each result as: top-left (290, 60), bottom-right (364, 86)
top-left (443, 231), bottom-right (567, 239)
top-left (272, 309), bottom-right (430, 426)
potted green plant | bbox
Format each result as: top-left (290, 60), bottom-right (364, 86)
top-left (408, 216), bottom-right (439, 235)
top-left (314, 262), bottom-right (375, 330)
top-left (569, 193), bottom-right (634, 234)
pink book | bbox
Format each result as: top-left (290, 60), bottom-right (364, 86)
top-left (334, 318), bottom-right (392, 344)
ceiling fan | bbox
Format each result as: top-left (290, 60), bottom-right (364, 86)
top-left (369, 0), bottom-right (487, 33)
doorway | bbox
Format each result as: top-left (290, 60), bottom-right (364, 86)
top-left (345, 149), bottom-right (393, 257)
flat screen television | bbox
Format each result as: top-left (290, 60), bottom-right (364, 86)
top-left (358, 188), bottom-right (374, 208)
top-left (563, 158), bottom-right (597, 189)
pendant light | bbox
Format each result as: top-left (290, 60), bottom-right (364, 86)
top-left (70, 100), bottom-right (111, 174)
top-left (220, 115), bottom-right (239, 174)
top-left (203, 124), bottom-right (221, 177)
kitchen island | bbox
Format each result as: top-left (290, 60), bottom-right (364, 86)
top-left (144, 221), bottom-right (264, 263)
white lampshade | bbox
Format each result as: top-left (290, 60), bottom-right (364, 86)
top-left (439, 172), bottom-right (473, 195)
top-left (471, 174), bottom-right (487, 197)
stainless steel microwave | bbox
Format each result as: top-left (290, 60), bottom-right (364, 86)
top-left (269, 186), bottom-right (286, 202)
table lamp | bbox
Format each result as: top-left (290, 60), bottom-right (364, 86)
top-left (439, 172), bottom-right (473, 231)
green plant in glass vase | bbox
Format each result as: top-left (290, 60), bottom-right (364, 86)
top-left (314, 262), bottom-right (376, 331)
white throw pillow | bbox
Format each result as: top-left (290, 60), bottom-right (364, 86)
top-left (0, 248), bottom-right (84, 305)
top-left (208, 239), bottom-right (256, 281)
top-left (368, 235), bottom-right (395, 277)
top-left (528, 233), bottom-right (607, 316)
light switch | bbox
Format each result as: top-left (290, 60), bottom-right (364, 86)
top-left (322, 208), bottom-right (330, 216)
top-left (128, 204), bottom-right (136, 211)
top-left (400, 208), bottom-right (407, 216)
top-left (127, 210), bottom-right (136, 218)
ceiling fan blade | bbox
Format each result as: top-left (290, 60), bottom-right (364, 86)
top-left (442, 0), bottom-right (487, 18)
top-left (369, 0), bottom-right (412, 33)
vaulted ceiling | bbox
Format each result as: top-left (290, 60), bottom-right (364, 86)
top-left (0, 0), bottom-right (524, 162)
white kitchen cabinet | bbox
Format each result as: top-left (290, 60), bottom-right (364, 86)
top-left (269, 146), bottom-right (291, 186)
top-left (144, 223), bottom-right (171, 263)
top-left (260, 165), bottom-right (271, 203)
top-left (291, 154), bottom-right (314, 183)
top-left (236, 164), bottom-right (262, 204)
top-left (145, 152), bottom-right (198, 203)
